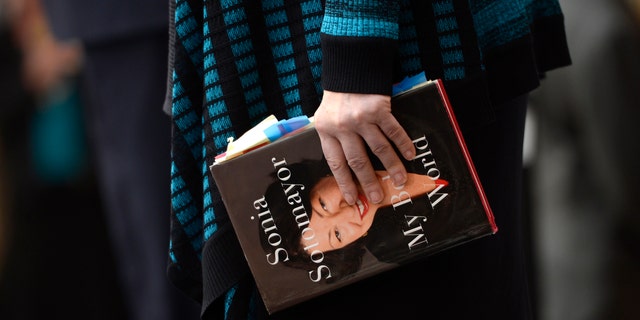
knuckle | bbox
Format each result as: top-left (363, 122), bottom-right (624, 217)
top-left (314, 120), bottom-right (327, 132)
top-left (351, 109), bottom-right (367, 123)
top-left (369, 142), bottom-right (392, 157)
top-left (385, 125), bottom-right (405, 141)
top-left (325, 158), bottom-right (346, 172)
top-left (346, 156), bottom-right (369, 171)
top-left (314, 117), bottom-right (332, 132)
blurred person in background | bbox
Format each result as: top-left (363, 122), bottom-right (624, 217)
top-left (528, 0), bottom-right (640, 319)
top-left (0, 1), bottom-right (125, 319)
top-left (37, 0), bottom-right (200, 319)
top-left (0, 0), bottom-right (82, 280)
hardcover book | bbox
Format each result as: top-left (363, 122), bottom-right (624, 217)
top-left (210, 75), bottom-right (497, 314)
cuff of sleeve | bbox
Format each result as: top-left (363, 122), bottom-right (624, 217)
top-left (321, 34), bottom-right (396, 95)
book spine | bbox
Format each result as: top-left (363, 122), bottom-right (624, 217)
top-left (434, 79), bottom-right (497, 233)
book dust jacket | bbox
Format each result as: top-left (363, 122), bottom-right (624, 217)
top-left (210, 78), bottom-right (497, 314)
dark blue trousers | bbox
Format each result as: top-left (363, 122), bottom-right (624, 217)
top-left (81, 32), bottom-right (200, 320)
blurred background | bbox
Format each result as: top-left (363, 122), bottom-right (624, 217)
top-left (0, 0), bottom-right (127, 319)
top-left (525, 0), bottom-right (640, 319)
top-left (0, 0), bottom-right (638, 319)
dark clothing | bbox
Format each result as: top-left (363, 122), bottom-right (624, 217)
top-left (167, 0), bottom-right (571, 318)
top-left (39, 1), bottom-right (200, 319)
top-left (80, 33), bottom-right (194, 320)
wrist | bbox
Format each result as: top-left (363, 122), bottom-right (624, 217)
top-left (321, 34), bottom-right (396, 95)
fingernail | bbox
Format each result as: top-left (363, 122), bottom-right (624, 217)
top-left (393, 173), bottom-right (406, 187)
top-left (369, 191), bottom-right (382, 204)
top-left (404, 150), bottom-right (414, 160)
top-left (344, 193), bottom-right (355, 205)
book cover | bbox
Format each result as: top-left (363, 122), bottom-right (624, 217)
top-left (210, 77), bottom-right (497, 314)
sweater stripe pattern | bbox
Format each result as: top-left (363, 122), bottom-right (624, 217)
top-left (167, 0), bottom-right (570, 318)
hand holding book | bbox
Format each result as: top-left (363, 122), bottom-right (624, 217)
top-left (313, 72), bottom-right (429, 207)
top-left (313, 91), bottom-right (415, 206)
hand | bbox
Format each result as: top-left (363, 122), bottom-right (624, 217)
top-left (314, 90), bottom-right (416, 205)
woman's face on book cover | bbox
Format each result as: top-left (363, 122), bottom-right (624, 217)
top-left (304, 174), bottom-right (377, 252)
top-left (304, 171), bottom-right (444, 252)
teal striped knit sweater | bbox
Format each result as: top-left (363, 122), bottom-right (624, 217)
top-left (167, 0), bottom-right (570, 318)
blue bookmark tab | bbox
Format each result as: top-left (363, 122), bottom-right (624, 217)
top-left (392, 71), bottom-right (428, 96)
top-left (263, 115), bottom-right (311, 142)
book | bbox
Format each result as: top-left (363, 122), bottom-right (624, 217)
top-left (209, 74), bottom-right (497, 314)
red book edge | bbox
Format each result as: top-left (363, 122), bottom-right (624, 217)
top-left (434, 79), bottom-right (498, 234)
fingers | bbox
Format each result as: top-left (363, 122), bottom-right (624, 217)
top-left (322, 125), bottom-right (408, 206)
top-left (369, 115), bottom-right (415, 186)
top-left (341, 132), bottom-right (384, 205)
top-left (378, 115), bottom-right (416, 162)
top-left (315, 91), bottom-right (414, 206)
top-left (319, 135), bottom-right (360, 206)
